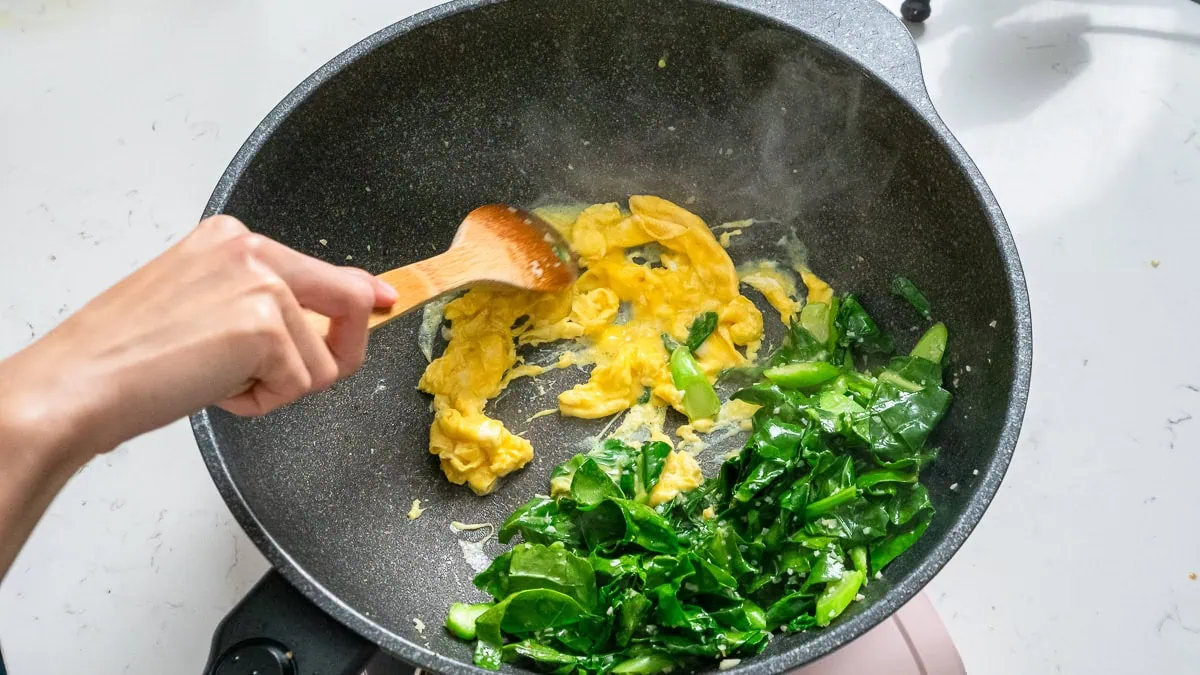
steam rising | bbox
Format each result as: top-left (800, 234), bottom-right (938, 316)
top-left (520, 26), bottom-right (901, 228)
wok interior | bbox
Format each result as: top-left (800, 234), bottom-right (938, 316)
top-left (207, 0), bottom-right (1018, 670)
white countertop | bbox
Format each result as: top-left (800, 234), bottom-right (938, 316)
top-left (2, 0), bottom-right (1199, 673)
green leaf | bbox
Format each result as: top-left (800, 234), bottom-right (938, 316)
top-left (703, 524), bottom-right (759, 579)
top-left (640, 441), bottom-right (672, 499)
top-left (766, 591), bottom-right (816, 629)
top-left (690, 554), bottom-right (739, 595)
top-left (572, 458), bottom-right (624, 508)
top-left (474, 640), bottom-right (503, 670)
top-left (711, 599), bottom-right (768, 631)
top-left (887, 483), bottom-right (932, 526)
top-left (475, 589), bottom-right (586, 646)
top-left (891, 276), bottom-right (932, 320)
top-left (474, 550), bottom-right (514, 599)
top-left (732, 458), bottom-right (788, 503)
top-left (732, 383), bottom-right (793, 410)
top-left (717, 364), bottom-right (765, 388)
top-left (837, 295), bottom-right (894, 354)
top-left (616, 590), bottom-right (652, 647)
top-left (856, 469), bottom-right (918, 494)
top-left (498, 496), bottom-right (580, 547)
top-left (590, 552), bottom-right (644, 583)
top-left (768, 321), bottom-right (828, 366)
top-left (501, 641), bottom-right (578, 671)
top-left (685, 311), bottom-right (719, 351)
top-left (749, 418), bottom-right (807, 461)
top-left (884, 356), bottom-right (943, 389)
top-left (868, 383), bottom-right (951, 462)
top-left (579, 498), bottom-right (681, 554)
top-left (501, 542), bottom-right (599, 610)
top-left (644, 555), bottom-right (694, 588)
top-left (804, 544), bottom-right (847, 589)
top-left (871, 512), bottom-right (932, 570)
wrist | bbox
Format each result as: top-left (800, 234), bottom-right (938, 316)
top-left (0, 340), bottom-right (116, 469)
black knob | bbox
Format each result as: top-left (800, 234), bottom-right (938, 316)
top-left (212, 640), bottom-right (297, 675)
top-left (901, 0), bottom-right (932, 22)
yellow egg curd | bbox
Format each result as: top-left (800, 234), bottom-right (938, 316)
top-left (419, 195), bottom-right (810, 496)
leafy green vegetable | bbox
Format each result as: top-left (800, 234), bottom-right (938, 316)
top-left (891, 276), bottom-right (932, 319)
top-left (449, 289), bottom-right (951, 674)
top-left (661, 333), bottom-right (683, 353)
top-left (837, 295), bottom-right (893, 354)
top-left (572, 459), bottom-right (624, 509)
top-left (447, 602), bottom-right (492, 640)
top-left (670, 346), bottom-right (720, 420)
top-left (799, 302), bottom-right (836, 345)
top-left (911, 322), bottom-right (948, 364)
top-left (816, 569), bottom-right (865, 626)
top-left (475, 640), bottom-right (503, 670)
top-left (685, 311), bottom-right (719, 351)
top-left (477, 542), bottom-right (598, 610)
top-left (764, 362), bottom-right (840, 389)
top-left (475, 589), bottom-right (587, 646)
top-left (503, 641), bottom-right (579, 671)
top-left (613, 654), bottom-right (677, 674)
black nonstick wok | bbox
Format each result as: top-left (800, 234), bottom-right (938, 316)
top-left (192, 1), bottom-right (1032, 674)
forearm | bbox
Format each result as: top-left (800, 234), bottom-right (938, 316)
top-left (0, 416), bottom-right (85, 578)
top-left (0, 341), bottom-right (110, 580)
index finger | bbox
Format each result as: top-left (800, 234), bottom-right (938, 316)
top-left (241, 234), bottom-right (395, 375)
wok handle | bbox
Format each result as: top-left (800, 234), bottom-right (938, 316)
top-left (774, 0), bottom-right (933, 110)
top-left (204, 571), bottom-right (377, 675)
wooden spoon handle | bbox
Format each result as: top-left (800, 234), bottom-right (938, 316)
top-left (303, 251), bottom-right (465, 336)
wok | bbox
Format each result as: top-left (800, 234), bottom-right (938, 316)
top-left (192, 0), bottom-right (1032, 673)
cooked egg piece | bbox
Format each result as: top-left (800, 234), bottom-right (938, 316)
top-left (649, 450), bottom-right (704, 507)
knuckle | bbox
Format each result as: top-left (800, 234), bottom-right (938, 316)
top-left (239, 232), bottom-right (269, 255)
top-left (224, 232), bottom-right (269, 262)
top-left (256, 273), bottom-right (290, 300)
top-left (240, 295), bottom-right (286, 341)
top-left (198, 214), bottom-right (248, 238)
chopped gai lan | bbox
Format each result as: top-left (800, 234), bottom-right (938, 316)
top-left (447, 295), bottom-right (952, 673)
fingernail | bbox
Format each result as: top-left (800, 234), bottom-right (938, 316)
top-left (376, 278), bottom-right (399, 305)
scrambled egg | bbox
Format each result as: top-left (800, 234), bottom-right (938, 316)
top-left (648, 450), bottom-right (705, 507)
top-left (418, 196), bottom-right (819, 496)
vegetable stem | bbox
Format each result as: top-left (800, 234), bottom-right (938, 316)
top-left (764, 362), bottom-right (840, 389)
top-left (446, 602), bottom-right (492, 640)
top-left (804, 486), bottom-right (860, 518)
top-left (670, 346), bottom-right (720, 420)
top-left (816, 570), bottom-right (865, 626)
top-left (911, 322), bottom-right (947, 363)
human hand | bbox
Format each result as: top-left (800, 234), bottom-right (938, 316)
top-left (0, 214), bottom-right (396, 464)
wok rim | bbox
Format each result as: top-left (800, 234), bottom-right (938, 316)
top-left (192, 1), bottom-right (1034, 673)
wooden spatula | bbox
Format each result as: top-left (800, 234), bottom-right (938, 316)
top-left (311, 204), bottom-right (578, 333)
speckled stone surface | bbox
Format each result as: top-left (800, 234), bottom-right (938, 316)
top-left (192, 0), bottom-right (1031, 673)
